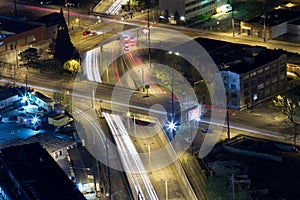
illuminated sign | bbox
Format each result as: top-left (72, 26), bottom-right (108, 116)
top-left (188, 106), bottom-right (201, 121)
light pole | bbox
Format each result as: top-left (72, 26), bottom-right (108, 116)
top-left (138, 67), bottom-right (145, 92)
top-left (133, 114), bottom-right (136, 138)
top-left (161, 179), bottom-right (171, 200)
top-left (148, 144), bottom-right (151, 172)
top-left (261, 11), bottom-right (268, 42)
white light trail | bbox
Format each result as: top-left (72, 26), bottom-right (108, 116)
top-left (103, 112), bottom-right (159, 200)
top-left (105, 0), bottom-right (128, 15)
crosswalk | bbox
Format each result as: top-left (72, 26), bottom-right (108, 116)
top-left (147, 89), bottom-right (167, 95)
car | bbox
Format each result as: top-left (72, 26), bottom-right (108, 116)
top-left (201, 128), bottom-right (212, 133)
top-left (89, 31), bottom-right (96, 36)
top-left (83, 31), bottom-right (91, 36)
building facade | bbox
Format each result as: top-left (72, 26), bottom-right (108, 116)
top-left (159, 0), bottom-right (226, 23)
top-left (218, 51), bottom-right (287, 110)
top-left (240, 8), bottom-right (300, 39)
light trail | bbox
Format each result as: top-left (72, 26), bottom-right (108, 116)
top-left (103, 112), bottom-right (159, 200)
top-left (83, 48), bottom-right (102, 83)
top-left (201, 118), bottom-right (286, 140)
top-left (105, 0), bottom-right (128, 15)
top-left (1, 78), bottom-right (290, 142)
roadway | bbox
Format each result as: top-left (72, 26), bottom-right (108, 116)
top-left (2, 1), bottom-right (299, 54)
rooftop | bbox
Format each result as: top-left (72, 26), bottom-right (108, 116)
top-left (35, 12), bottom-right (61, 27)
top-left (33, 91), bottom-right (52, 103)
top-left (195, 37), bottom-right (285, 74)
top-left (9, 132), bottom-right (75, 154)
top-left (0, 86), bottom-right (26, 101)
top-left (0, 143), bottom-right (85, 199)
top-left (245, 9), bottom-right (300, 26)
top-left (0, 16), bottom-right (44, 37)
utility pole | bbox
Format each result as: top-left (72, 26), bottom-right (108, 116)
top-left (106, 138), bottom-right (112, 200)
top-left (147, 8), bottom-right (151, 69)
top-left (25, 74), bottom-right (27, 95)
top-left (230, 173), bottom-right (235, 200)
top-left (231, 5), bottom-right (234, 37)
top-left (14, 0), bottom-right (17, 18)
top-left (227, 109), bottom-right (230, 139)
top-left (171, 71), bottom-right (175, 139)
top-left (67, 8), bottom-right (70, 26)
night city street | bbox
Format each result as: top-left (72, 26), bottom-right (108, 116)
top-left (0, 0), bottom-right (300, 199)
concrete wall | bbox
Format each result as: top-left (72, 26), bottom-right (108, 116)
top-left (288, 23), bottom-right (300, 35)
top-left (271, 22), bottom-right (288, 39)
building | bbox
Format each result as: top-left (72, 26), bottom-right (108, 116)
top-left (48, 114), bottom-right (71, 127)
top-left (29, 91), bottom-right (53, 112)
top-left (0, 143), bottom-right (85, 200)
top-left (240, 8), bottom-right (300, 40)
top-left (0, 86), bottom-right (28, 111)
top-left (16, 113), bottom-right (42, 130)
top-left (35, 12), bottom-right (61, 40)
top-left (9, 132), bottom-right (77, 162)
top-left (0, 16), bottom-right (46, 63)
top-left (159, 0), bottom-right (226, 23)
top-left (194, 38), bottom-right (287, 110)
top-left (219, 50), bottom-right (286, 110)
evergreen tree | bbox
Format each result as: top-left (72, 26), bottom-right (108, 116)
top-left (54, 8), bottom-right (78, 63)
top-left (174, 10), bottom-right (180, 23)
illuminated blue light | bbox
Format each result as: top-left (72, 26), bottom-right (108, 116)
top-left (166, 120), bottom-right (178, 132)
top-left (32, 116), bottom-right (39, 124)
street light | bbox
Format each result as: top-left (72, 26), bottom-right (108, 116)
top-left (161, 179), bottom-right (171, 200)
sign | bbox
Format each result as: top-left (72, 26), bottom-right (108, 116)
top-left (188, 106), bottom-right (201, 121)
top-left (142, 28), bottom-right (149, 34)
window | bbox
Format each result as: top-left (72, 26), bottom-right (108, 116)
top-left (27, 35), bottom-right (36, 43)
top-left (231, 84), bottom-right (237, 90)
top-left (258, 69), bottom-right (263, 74)
top-left (231, 93), bottom-right (238, 98)
top-left (243, 75), bottom-right (249, 80)
top-left (250, 72), bottom-right (256, 77)
top-left (265, 66), bottom-right (270, 71)
top-left (17, 38), bottom-right (25, 46)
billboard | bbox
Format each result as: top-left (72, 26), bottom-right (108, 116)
top-left (188, 106), bottom-right (201, 121)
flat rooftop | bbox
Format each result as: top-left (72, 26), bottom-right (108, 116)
top-left (0, 86), bottom-right (26, 101)
top-left (0, 16), bottom-right (44, 36)
top-left (195, 37), bottom-right (284, 74)
top-left (245, 9), bottom-right (300, 26)
top-left (0, 143), bottom-right (85, 199)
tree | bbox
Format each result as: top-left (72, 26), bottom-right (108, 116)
top-left (174, 10), bottom-right (180, 23)
top-left (19, 47), bottom-right (39, 68)
top-left (164, 9), bottom-right (169, 22)
top-left (63, 59), bottom-right (80, 74)
top-left (273, 93), bottom-right (300, 123)
top-left (54, 8), bottom-right (78, 63)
